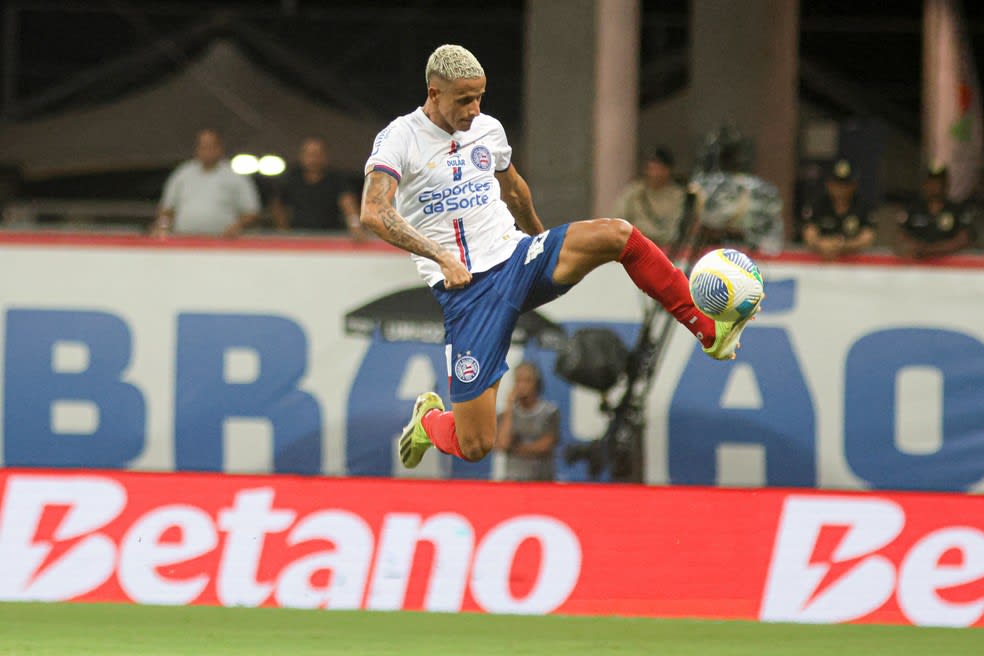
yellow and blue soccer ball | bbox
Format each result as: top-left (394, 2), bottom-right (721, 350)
top-left (688, 248), bottom-right (764, 322)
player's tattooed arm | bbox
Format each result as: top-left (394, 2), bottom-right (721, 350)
top-left (361, 171), bottom-right (445, 259)
top-left (496, 164), bottom-right (545, 235)
top-left (361, 171), bottom-right (472, 288)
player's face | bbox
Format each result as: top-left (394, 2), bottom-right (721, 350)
top-left (431, 76), bottom-right (486, 133)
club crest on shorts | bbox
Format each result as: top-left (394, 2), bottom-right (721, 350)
top-left (454, 353), bottom-right (481, 383)
top-left (471, 146), bottom-right (492, 171)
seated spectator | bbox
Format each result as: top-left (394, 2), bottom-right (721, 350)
top-left (612, 147), bottom-right (686, 247)
top-left (495, 362), bottom-right (560, 482)
top-left (152, 128), bottom-right (260, 238)
top-left (895, 162), bottom-right (975, 259)
top-left (801, 159), bottom-right (875, 260)
top-left (271, 136), bottom-right (365, 238)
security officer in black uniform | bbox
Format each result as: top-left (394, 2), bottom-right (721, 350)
top-left (895, 162), bottom-right (975, 259)
top-left (801, 158), bottom-right (876, 260)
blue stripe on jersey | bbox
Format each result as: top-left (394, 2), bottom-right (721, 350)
top-left (371, 164), bottom-right (401, 182)
top-left (454, 218), bottom-right (472, 269)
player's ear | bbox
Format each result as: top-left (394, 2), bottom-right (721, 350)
top-left (426, 77), bottom-right (443, 102)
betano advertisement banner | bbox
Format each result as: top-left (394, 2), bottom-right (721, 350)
top-left (1, 234), bottom-right (984, 490)
top-left (1, 469), bottom-right (982, 627)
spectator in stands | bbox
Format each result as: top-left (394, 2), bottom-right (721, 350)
top-left (801, 158), bottom-right (875, 260)
top-left (495, 362), bottom-right (560, 482)
top-left (895, 162), bottom-right (975, 259)
top-left (612, 147), bottom-right (686, 247)
top-left (271, 136), bottom-right (365, 238)
top-left (152, 128), bottom-right (260, 238)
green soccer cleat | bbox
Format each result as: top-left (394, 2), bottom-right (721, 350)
top-left (399, 391), bottom-right (445, 468)
top-left (703, 296), bottom-right (763, 361)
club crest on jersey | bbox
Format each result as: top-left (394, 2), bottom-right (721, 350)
top-left (471, 146), bottom-right (492, 171)
top-left (454, 353), bottom-right (480, 383)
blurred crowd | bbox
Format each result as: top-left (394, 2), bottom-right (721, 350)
top-left (1, 120), bottom-right (982, 262)
top-left (150, 128), bottom-right (368, 241)
top-left (614, 125), bottom-right (982, 261)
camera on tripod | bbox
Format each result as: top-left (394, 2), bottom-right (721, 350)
top-left (553, 327), bottom-right (630, 478)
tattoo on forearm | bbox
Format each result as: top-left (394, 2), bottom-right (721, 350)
top-left (364, 173), bottom-right (444, 260)
top-left (379, 206), bottom-right (444, 258)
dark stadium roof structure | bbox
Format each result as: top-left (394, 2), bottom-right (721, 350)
top-left (3, 0), bottom-right (984, 137)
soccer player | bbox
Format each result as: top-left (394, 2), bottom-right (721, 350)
top-left (360, 44), bottom-right (758, 467)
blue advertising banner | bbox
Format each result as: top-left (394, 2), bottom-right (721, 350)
top-left (1, 236), bottom-right (983, 491)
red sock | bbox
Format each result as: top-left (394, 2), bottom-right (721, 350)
top-left (618, 227), bottom-right (715, 348)
top-left (421, 409), bottom-right (466, 459)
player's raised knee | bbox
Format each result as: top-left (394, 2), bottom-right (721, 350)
top-left (595, 217), bottom-right (633, 254)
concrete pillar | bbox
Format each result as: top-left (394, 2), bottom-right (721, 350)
top-left (691, 0), bottom-right (799, 240)
top-left (523, 0), bottom-right (639, 225)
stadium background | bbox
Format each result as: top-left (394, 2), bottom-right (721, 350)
top-left (1, 1), bottom-right (984, 652)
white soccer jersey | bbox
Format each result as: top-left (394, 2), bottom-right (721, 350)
top-left (365, 108), bottom-right (526, 286)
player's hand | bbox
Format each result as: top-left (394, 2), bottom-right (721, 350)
top-left (439, 254), bottom-right (472, 289)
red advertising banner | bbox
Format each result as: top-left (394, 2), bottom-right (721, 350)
top-left (0, 470), bottom-right (982, 627)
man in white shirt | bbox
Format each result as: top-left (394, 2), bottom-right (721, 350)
top-left (153, 129), bottom-right (260, 237)
top-left (361, 45), bottom-right (758, 468)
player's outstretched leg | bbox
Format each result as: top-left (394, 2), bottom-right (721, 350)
top-left (615, 225), bottom-right (760, 359)
top-left (553, 218), bottom-right (754, 360)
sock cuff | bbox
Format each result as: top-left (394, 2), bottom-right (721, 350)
top-left (616, 225), bottom-right (645, 263)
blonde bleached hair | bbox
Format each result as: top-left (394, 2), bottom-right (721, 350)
top-left (425, 44), bottom-right (485, 86)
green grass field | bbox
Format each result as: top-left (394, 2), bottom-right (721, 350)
top-left (0, 602), bottom-right (979, 656)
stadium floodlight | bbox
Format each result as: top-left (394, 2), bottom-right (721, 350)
top-left (258, 155), bottom-right (287, 176)
top-left (231, 154), bottom-right (259, 175)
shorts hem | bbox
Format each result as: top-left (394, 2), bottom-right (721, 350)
top-left (449, 371), bottom-right (506, 404)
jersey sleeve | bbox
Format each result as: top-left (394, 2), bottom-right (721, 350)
top-left (365, 120), bottom-right (410, 183)
top-left (487, 117), bottom-right (513, 172)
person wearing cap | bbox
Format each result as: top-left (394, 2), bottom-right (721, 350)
top-left (895, 162), bottom-right (975, 259)
top-left (612, 147), bottom-right (686, 247)
top-left (800, 158), bottom-right (875, 260)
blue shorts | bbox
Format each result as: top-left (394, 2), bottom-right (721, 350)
top-left (432, 225), bottom-right (571, 403)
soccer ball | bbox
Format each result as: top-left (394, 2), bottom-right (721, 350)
top-left (688, 248), bottom-right (764, 322)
